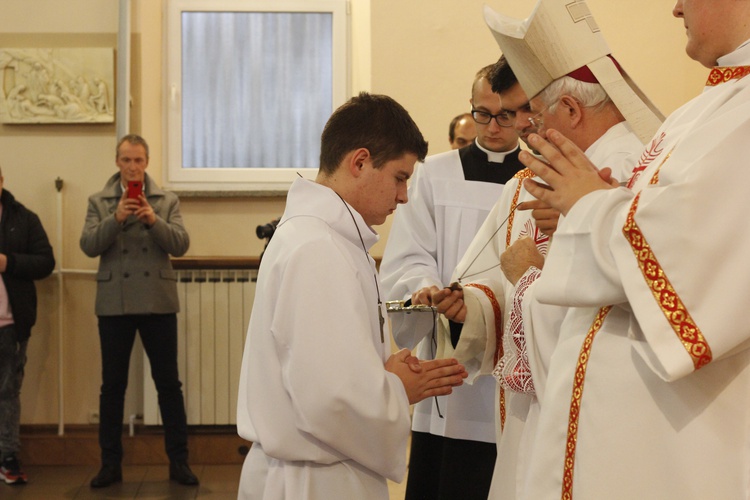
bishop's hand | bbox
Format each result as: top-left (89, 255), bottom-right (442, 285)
top-left (520, 130), bottom-right (615, 215)
top-left (501, 237), bottom-right (544, 285)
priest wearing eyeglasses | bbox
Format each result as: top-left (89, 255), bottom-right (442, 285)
top-left (380, 64), bottom-right (524, 500)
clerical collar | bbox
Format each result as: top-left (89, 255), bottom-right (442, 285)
top-left (706, 39), bottom-right (750, 86)
top-left (473, 139), bottom-right (520, 163)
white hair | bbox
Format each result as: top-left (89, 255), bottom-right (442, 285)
top-left (538, 76), bottom-right (611, 113)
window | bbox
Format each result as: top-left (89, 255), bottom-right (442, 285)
top-left (165, 0), bottom-right (349, 191)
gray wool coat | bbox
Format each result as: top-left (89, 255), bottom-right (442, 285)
top-left (80, 172), bottom-right (189, 316)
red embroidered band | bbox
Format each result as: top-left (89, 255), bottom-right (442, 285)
top-left (561, 306), bottom-right (612, 500)
top-left (465, 283), bottom-right (506, 430)
top-left (706, 66), bottom-right (750, 86)
top-left (507, 169), bottom-right (536, 247)
top-left (622, 193), bottom-right (712, 370)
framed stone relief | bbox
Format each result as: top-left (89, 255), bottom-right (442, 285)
top-left (0, 48), bottom-right (114, 124)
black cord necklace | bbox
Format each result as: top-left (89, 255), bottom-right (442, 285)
top-left (455, 204), bottom-right (520, 283)
top-left (335, 192), bottom-right (385, 343)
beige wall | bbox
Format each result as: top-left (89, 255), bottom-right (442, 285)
top-left (1, 0), bottom-right (707, 424)
top-left (372, 0), bottom-right (705, 154)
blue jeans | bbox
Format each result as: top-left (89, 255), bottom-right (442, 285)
top-left (97, 314), bottom-right (188, 466)
top-left (0, 325), bottom-right (26, 460)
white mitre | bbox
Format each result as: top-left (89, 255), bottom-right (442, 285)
top-left (484, 0), bottom-right (664, 143)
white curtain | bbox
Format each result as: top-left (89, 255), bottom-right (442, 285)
top-left (181, 12), bottom-right (333, 169)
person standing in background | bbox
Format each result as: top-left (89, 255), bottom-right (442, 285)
top-left (0, 165), bottom-right (55, 486)
top-left (449, 112), bottom-right (477, 149)
top-left (380, 65), bottom-right (523, 500)
top-left (80, 134), bottom-right (197, 488)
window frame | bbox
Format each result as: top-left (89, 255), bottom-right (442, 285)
top-left (164, 0), bottom-right (350, 192)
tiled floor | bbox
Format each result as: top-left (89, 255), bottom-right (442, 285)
top-left (2, 464), bottom-right (407, 499)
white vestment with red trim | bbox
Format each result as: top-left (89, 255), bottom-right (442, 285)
top-left (441, 123), bottom-right (642, 499)
top-left (525, 41), bottom-right (750, 500)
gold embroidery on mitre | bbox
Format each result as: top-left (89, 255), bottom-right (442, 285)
top-left (507, 169), bottom-right (536, 247)
top-left (465, 283), bottom-right (506, 431)
top-left (561, 306), bottom-right (612, 500)
top-left (706, 66), bottom-right (750, 86)
top-left (622, 193), bottom-right (713, 370)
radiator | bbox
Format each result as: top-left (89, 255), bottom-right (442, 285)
top-left (143, 268), bottom-right (257, 425)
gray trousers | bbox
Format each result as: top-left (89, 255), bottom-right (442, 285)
top-left (0, 325), bottom-right (26, 459)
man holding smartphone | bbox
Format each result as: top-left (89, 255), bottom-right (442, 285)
top-left (80, 134), bottom-right (196, 488)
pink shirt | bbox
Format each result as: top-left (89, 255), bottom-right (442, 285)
top-left (0, 204), bottom-right (14, 327)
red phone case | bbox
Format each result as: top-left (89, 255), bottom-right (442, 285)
top-left (127, 181), bottom-right (143, 199)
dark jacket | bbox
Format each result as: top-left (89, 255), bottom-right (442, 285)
top-left (0, 189), bottom-right (55, 341)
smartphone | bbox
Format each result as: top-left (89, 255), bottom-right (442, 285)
top-left (127, 180), bottom-right (143, 201)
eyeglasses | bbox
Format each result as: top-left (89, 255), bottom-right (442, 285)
top-left (471, 109), bottom-right (513, 127)
top-left (528, 106), bottom-right (549, 129)
top-left (528, 98), bottom-right (563, 129)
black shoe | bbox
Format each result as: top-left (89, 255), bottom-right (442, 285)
top-left (169, 462), bottom-right (199, 485)
top-left (90, 464), bottom-right (122, 488)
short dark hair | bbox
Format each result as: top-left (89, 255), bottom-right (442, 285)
top-left (449, 113), bottom-right (472, 142)
top-left (319, 92), bottom-right (428, 175)
top-left (489, 55), bottom-right (519, 95)
top-left (116, 134), bottom-right (150, 159)
top-left (471, 64), bottom-right (496, 102)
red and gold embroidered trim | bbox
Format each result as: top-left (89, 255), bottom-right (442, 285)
top-left (507, 169), bottom-right (536, 248)
top-left (646, 149), bottom-right (673, 186)
top-left (561, 306), bottom-right (611, 500)
top-left (706, 65), bottom-right (750, 86)
top-left (512, 166), bottom-right (536, 181)
top-left (465, 282), bottom-right (506, 430)
top-left (622, 194), bottom-right (712, 370)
